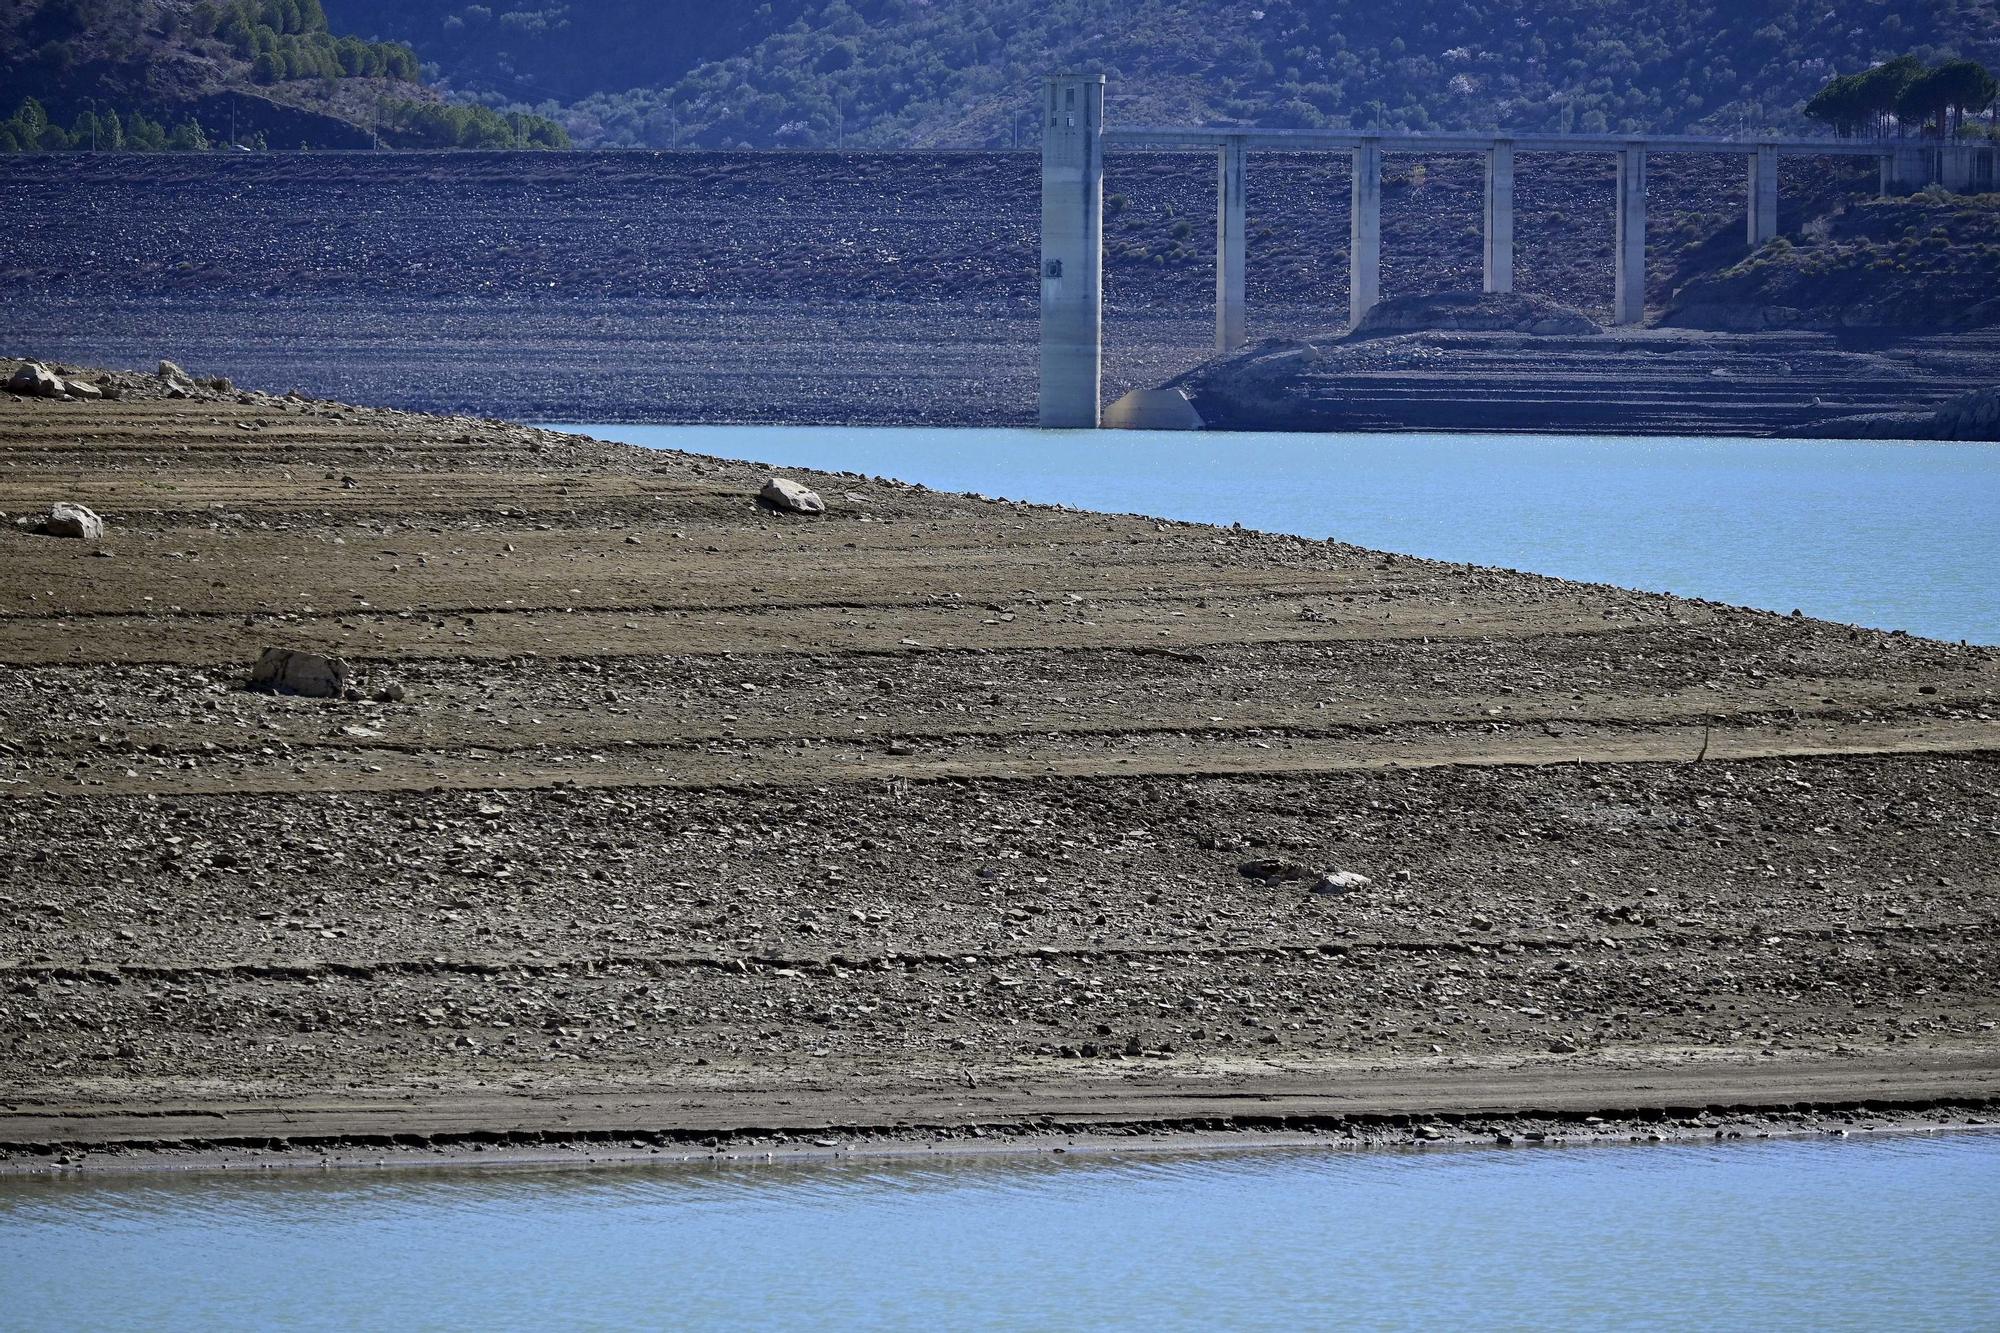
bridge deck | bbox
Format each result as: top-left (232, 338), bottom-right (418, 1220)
top-left (1108, 127), bottom-right (1902, 155)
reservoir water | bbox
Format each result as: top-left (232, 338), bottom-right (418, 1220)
top-left (554, 426), bottom-right (2000, 645)
top-left (5, 1134), bottom-right (1997, 1330)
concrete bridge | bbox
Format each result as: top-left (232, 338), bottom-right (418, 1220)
top-left (1040, 72), bottom-right (2000, 428)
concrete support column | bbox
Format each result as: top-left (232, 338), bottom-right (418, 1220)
top-left (1613, 144), bottom-right (1647, 327)
top-left (1215, 137), bottom-right (1248, 353)
top-left (1747, 144), bottom-right (1779, 246)
top-left (1483, 140), bottom-right (1515, 294)
top-left (1349, 138), bottom-right (1382, 328)
top-left (1940, 144), bottom-right (1976, 192)
top-left (1038, 73), bottom-right (1106, 429)
top-left (1882, 146), bottom-right (1926, 195)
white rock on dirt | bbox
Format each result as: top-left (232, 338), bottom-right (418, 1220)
top-left (246, 647), bottom-right (350, 699)
top-left (40, 503), bottom-right (106, 541)
top-left (760, 477), bottom-right (826, 514)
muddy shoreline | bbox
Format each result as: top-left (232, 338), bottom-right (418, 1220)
top-left (8, 1101), bottom-right (1996, 1180)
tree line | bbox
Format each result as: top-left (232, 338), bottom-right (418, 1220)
top-left (0, 97), bottom-right (216, 152)
top-left (186, 0), bottom-right (421, 84)
top-left (1805, 55), bottom-right (1998, 139)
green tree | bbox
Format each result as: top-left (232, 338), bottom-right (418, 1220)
top-left (1932, 59), bottom-right (1999, 137)
top-left (251, 49), bottom-right (283, 83)
top-left (1897, 67), bottom-right (1953, 136)
top-left (126, 112), bottom-right (168, 151)
top-left (1804, 73), bottom-right (1869, 137)
top-left (1857, 55), bottom-right (1925, 135)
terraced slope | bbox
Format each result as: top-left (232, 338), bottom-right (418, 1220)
top-left (2, 366), bottom-right (1997, 1161)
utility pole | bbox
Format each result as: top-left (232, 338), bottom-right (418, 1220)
top-left (669, 101), bottom-right (678, 149)
top-left (86, 97), bottom-right (98, 151)
top-left (230, 93), bottom-right (237, 150)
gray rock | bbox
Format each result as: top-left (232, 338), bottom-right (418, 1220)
top-left (7, 363), bottom-right (66, 399)
top-left (760, 477), bottom-right (826, 515)
top-left (1238, 857), bottom-right (1311, 883)
top-left (157, 359), bottom-right (193, 386)
top-left (40, 503), bottom-right (105, 541)
top-left (1311, 869), bottom-right (1373, 895)
top-left (63, 379), bottom-right (103, 401)
top-left (247, 647), bottom-right (350, 699)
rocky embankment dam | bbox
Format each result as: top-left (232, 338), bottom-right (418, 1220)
top-left (4, 150), bottom-right (1991, 431)
top-left (1, 361), bottom-right (1997, 1164)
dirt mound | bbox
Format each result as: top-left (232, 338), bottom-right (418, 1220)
top-left (1351, 292), bottom-right (1601, 337)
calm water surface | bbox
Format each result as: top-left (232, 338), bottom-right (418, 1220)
top-left (554, 425), bottom-right (2000, 644)
top-left (4, 1135), bottom-right (1998, 1330)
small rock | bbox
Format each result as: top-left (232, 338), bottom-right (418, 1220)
top-left (246, 647), bottom-right (350, 699)
top-left (1311, 869), bottom-right (1373, 895)
top-left (374, 680), bottom-right (408, 703)
top-left (64, 379), bottom-right (103, 401)
top-left (760, 477), bottom-right (826, 515)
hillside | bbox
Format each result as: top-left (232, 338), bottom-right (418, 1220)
top-left (1666, 191), bottom-right (2000, 329)
top-left (0, 0), bottom-right (566, 149)
top-left (323, 0), bottom-right (2000, 148)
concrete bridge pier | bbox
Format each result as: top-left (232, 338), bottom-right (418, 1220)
top-left (1614, 144), bottom-right (1648, 326)
top-left (1215, 137), bottom-right (1248, 353)
top-left (1349, 138), bottom-right (1382, 327)
top-left (1038, 73), bottom-right (1106, 428)
top-left (1940, 144), bottom-right (1979, 192)
top-left (1483, 141), bottom-right (1515, 293)
top-left (1747, 144), bottom-right (1779, 246)
top-left (1883, 146), bottom-right (1927, 194)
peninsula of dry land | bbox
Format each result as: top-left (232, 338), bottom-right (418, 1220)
top-left (1, 361), bottom-right (1997, 1168)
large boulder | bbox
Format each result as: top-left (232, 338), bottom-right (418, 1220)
top-left (247, 647), bottom-right (350, 699)
top-left (760, 477), bottom-right (826, 515)
top-left (40, 503), bottom-right (105, 540)
top-left (7, 363), bottom-right (67, 399)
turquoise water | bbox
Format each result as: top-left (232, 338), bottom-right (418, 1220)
top-left (554, 425), bottom-right (2000, 644)
top-left (4, 1135), bottom-right (1997, 1330)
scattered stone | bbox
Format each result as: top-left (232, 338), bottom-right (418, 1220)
top-left (246, 647), bottom-right (350, 699)
top-left (760, 477), bottom-right (826, 515)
